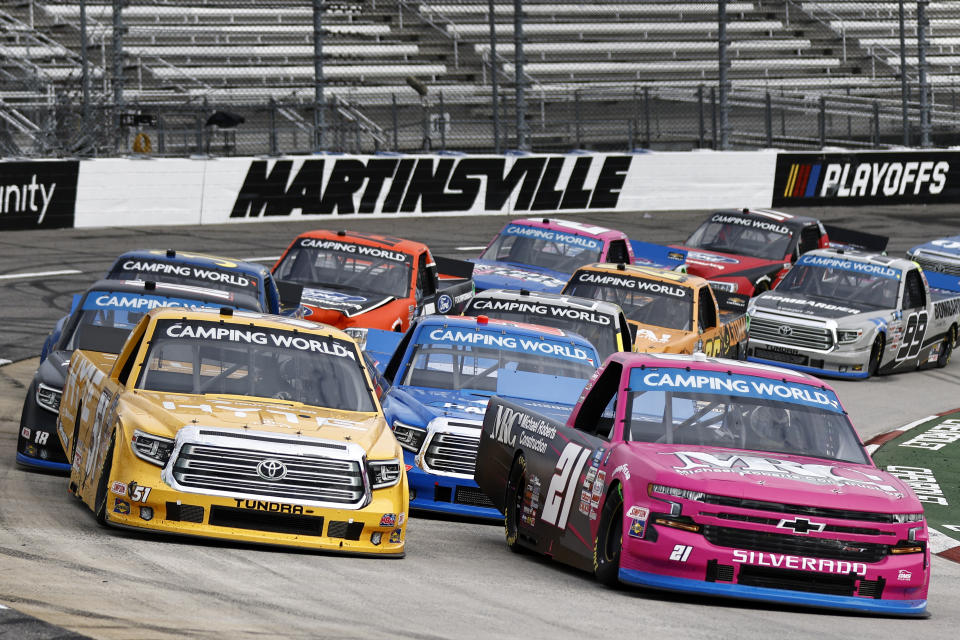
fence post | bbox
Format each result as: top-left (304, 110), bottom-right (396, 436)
top-left (158, 112), bottom-right (165, 155)
top-left (632, 85), bottom-right (639, 149)
top-left (269, 98), bottom-right (278, 155)
top-left (819, 95), bottom-right (826, 148)
top-left (698, 85), bottom-right (705, 148)
top-left (918, 0), bottom-right (931, 147)
top-left (80, 0), bottom-right (90, 132)
top-left (488, 0), bottom-right (500, 154)
top-left (710, 86), bottom-right (717, 149)
top-left (111, 0), bottom-right (124, 152)
top-left (392, 93), bottom-right (399, 151)
top-left (513, 0), bottom-right (527, 150)
top-left (718, 0), bottom-right (730, 149)
top-left (873, 101), bottom-right (880, 148)
top-left (439, 91), bottom-right (446, 151)
top-left (644, 87), bottom-right (651, 148)
top-left (575, 89), bottom-right (582, 149)
top-left (313, 0), bottom-right (326, 151)
top-left (765, 91), bottom-right (772, 147)
top-left (627, 119), bottom-right (635, 152)
top-left (898, 0), bottom-right (910, 146)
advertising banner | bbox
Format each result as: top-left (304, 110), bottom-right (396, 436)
top-left (773, 151), bottom-right (959, 206)
top-left (0, 161), bottom-right (79, 230)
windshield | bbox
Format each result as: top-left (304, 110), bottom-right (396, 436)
top-left (479, 224), bottom-right (603, 272)
top-left (564, 273), bottom-right (693, 331)
top-left (64, 290), bottom-right (237, 353)
top-left (626, 368), bottom-right (868, 464)
top-left (274, 239), bottom-right (413, 298)
top-left (137, 319), bottom-right (377, 411)
top-left (776, 256), bottom-right (901, 309)
top-left (401, 327), bottom-right (598, 401)
top-left (685, 214), bottom-right (794, 261)
top-left (109, 258), bottom-right (260, 298)
top-left (462, 300), bottom-right (619, 361)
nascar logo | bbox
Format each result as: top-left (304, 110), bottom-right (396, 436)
top-left (782, 160), bottom-right (949, 199)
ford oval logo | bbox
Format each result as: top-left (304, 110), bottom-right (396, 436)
top-left (778, 325), bottom-right (793, 336)
top-left (256, 458), bottom-right (288, 481)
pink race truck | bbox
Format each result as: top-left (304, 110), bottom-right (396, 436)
top-left (474, 352), bottom-right (929, 616)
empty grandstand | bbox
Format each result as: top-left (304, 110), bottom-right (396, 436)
top-left (1, 0), bottom-right (957, 156)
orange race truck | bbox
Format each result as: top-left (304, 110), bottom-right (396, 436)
top-left (272, 230), bottom-right (474, 332)
top-left (562, 263), bottom-right (749, 357)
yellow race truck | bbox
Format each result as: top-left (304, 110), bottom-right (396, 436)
top-left (58, 307), bottom-right (408, 555)
top-left (562, 263), bottom-right (748, 357)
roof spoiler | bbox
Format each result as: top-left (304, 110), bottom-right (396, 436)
top-left (823, 224), bottom-right (888, 252)
top-left (629, 239), bottom-right (687, 271)
top-left (434, 255), bottom-right (475, 279)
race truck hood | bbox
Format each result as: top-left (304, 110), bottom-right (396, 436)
top-left (752, 292), bottom-right (878, 319)
top-left (390, 386), bottom-right (492, 422)
top-left (672, 246), bottom-right (783, 282)
top-left (635, 443), bottom-right (922, 512)
top-left (468, 259), bottom-right (569, 293)
top-left (36, 349), bottom-right (73, 390)
top-left (130, 391), bottom-right (391, 455)
top-left (629, 324), bottom-right (694, 353)
top-left (387, 386), bottom-right (578, 426)
top-left (300, 286), bottom-right (395, 320)
top-left (910, 235), bottom-right (960, 258)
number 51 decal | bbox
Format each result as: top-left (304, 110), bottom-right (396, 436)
top-left (540, 442), bottom-right (591, 529)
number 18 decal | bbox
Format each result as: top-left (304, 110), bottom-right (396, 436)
top-left (540, 442), bottom-right (591, 529)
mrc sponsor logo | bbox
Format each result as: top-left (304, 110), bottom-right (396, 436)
top-left (773, 152), bottom-right (960, 206)
top-left (0, 161), bottom-right (79, 230)
top-left (229, 155), bottom-right (632, 217)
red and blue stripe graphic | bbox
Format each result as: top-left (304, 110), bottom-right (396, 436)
top-left (783, 163), bottom-right (822, 198)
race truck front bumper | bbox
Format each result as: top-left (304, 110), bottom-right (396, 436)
top-left (97, 426), bottom-right (409, 556)
top-left (618, 503), bottom-right (929, 616)
top-left (746, 311), bottom-right (874, 379)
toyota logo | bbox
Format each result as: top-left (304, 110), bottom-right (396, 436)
top-left (778, 325), bottom-right (793, 336)
top-left (256, 458), bottom-right (288, 481)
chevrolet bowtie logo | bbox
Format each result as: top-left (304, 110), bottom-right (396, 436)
top-left (777, 517), bottom-right (826, 534)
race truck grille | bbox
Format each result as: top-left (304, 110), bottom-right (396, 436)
top-left (750, 317), bottom-right (833, 350)
top-left (702, 525), bottom-right (889, 563)
top-left (699, 494), bottom-right (903, 524)
top-left (913, 254), bottom-right (960, 277)
top-left (424, 432), bottom-right (480, 476)
top-left (171, 443), bottom-right (365, 506)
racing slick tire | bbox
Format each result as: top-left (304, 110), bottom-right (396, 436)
top-left (752, 278), bottom-right (771, 295)
top-left (868, 334), bottom-right (885, 378)
top-left (593, 483), bottom-right (623, 588)
top-left (504, 454), bottom-right (528, 554)
top-left (937, 325), bottom-right (956, 368)
top-left (93, 431), bottom-right (117, 525)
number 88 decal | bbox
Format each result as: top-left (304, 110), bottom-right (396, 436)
top-left (896, 311), bottom-right (928, 361)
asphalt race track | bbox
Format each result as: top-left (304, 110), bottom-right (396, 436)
top-left (1, 206), bottom-right (959, 639)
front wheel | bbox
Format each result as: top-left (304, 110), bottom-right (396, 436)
top-left (93, 431), bottom-right (117, 525)
top-left (937, 325), bottom-right (956, 368)
top-left (504, 454), bottom-right (527, 553)
top-left (593, 484), bottom-right (623, 587)
top-left (867, 334), bottom-right (885, 378)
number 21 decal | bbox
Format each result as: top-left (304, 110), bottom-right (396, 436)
top-left (540, 442), bottom-right (591, 529)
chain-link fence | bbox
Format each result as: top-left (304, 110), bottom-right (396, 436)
top-left (1, 0), bottom-right (957, 157)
